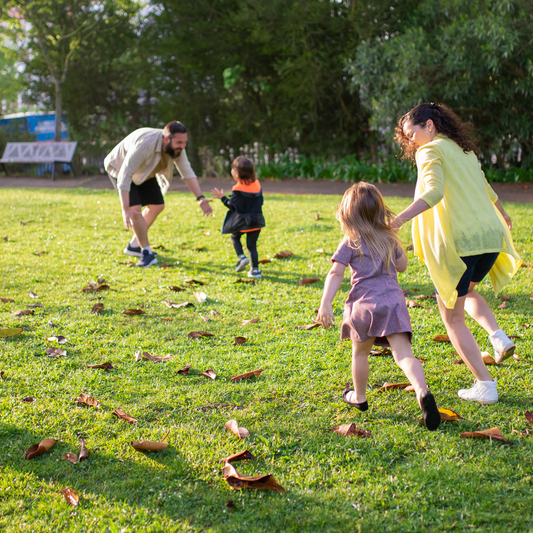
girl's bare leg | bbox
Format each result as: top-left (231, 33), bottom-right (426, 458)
top-left (464, 283), bottom-right (499, 334)
top-left (350, 338), bottom-right (374, 403)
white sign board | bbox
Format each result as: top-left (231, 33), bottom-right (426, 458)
top-left (1, 142), bottom-right (77, 163)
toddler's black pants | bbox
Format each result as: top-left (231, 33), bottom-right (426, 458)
top-left (231, 230), bottom-right (261, 267)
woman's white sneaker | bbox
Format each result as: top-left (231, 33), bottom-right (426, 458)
top-left (457, 379), bottom-right (498, 405)
top-left (489, 329), bottom-right (515, 364)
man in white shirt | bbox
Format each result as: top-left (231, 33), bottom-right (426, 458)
top-left (104, 121), bottom-right (212, 267)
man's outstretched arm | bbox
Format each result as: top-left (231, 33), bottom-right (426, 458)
top-left (184, 178), bottom-right (213, 216)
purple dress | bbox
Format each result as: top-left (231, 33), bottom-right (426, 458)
top-left (332, 239), bottom-right (412, 347)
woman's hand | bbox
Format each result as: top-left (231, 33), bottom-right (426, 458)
top-left (389, 217), bottom-right (404, 233)
top-left (317, 303), bottom-right (334, 329)
top-left (211, 187), bottom-right (225, 199)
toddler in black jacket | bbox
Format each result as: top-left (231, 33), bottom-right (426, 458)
top-left (212, 156), bottom-right (265, 278)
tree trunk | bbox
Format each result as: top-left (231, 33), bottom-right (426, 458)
top-left (54, 81), bottom-right (62, 142)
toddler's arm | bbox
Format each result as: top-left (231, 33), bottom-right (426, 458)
top-left (317, 261), bottom-right (346, 328)
top-left (394, 247), bottom-right (408, 273)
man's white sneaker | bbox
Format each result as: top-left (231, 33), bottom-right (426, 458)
top-left (489, 329), bottom-right (515, 364)
top-left (457, 379), bottom-right (498, 405)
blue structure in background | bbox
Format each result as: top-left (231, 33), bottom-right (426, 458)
top-left (0, 111), bottom-right (69, 141)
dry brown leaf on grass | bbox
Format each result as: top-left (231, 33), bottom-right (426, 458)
top-left (177, 364), bottom-right (192, 375)
top-left (61, 452), bottom-right (78, 464)
top-left (153, 244), bottom-right (166, 250)
top-left (201, 369), bottom-right (217, 380)
top-left (225, 419), bottom-right (249, 439)
top-left (460, 427), bottom-right (507, 442)
top-left (439, 408), bottom-right (464, 422)
top-left (433, 334), bottom-right (451, 342)
top-left (75, 393), bottom-right (100, 409)
top-left (188, 331), bottom-right (214, 338)
top-left (521, 263), bottom-right (532, 268)
top-left (131, 430), bottom-right (170, 452)
top-left (403, 385), bottom-right (415, 392)
top-left (33, 250), bottom-right (46, 256)
top-left (91, 303), bottom-right (104, 314)
top-left (164, 301), bottom-right (194, 309)
top-left (501, 294), bottom-right (511, 301)
top-left (234, 336), bottom-right (247, 345)
top-left (498, 301), bottom-right (507, 309)
top-left (525, 411), bottom-right (533, 425)
top-left (135, 350), bottom-right (173, 363)
top-left (25, 438), bottom-right (56, 459)
top-left (194, 291), bottom-right (207, 303)
top-left (370, 347), bottom-right (392, 355)
top-left (380, 382), bottom-right (411, 391)
top-left (314, 213), bottom-right (321, 220)
top-left (258, 259), bottom-right (271, 264)
top-left (406, 299), bottom-right (428, 308)
top-left (0, 327), bottom-right (22, 337)
top-left (406, 244), bottom-right (414, 251)
top-left (222, 462), bottom-right (286, 492)
top-left (402, 289), bottom-right (411, 297)
top-left (1, 298), bottom-right (15, 303)
top-left (241, 318), bottom-right (260, 325)
top-left (29, 291), bottom-right (39, 298)
top-left (200, 315), bottom-right (210, 322)
top-left (218, 450), bottom-right (256, 463)
top-left (47, 335), bottom-right (67, 344)
top-left (299, 277), bottom-right (320, 286)
top-left (46, 347), bottom-right (67, 357)
top-left (60, 488), bottom-right (79, 506)
top-left (330, 423), bottom-right (372, 437)
top-left (82, 284), bottom-right (110, 292)
top-left (13, 309), bottom-right (34, 317)
top-left (28, 303), bottom-right (43, 308)
top-left (230, 369), bottom-right (263, 382)
top-left (22, 397), bottom-right (35, 403)
top-left (112, 408), bottom-right (138, 424)
top-left (415, 357), bottom-right (427, 363)
top-left (234, 278), bottom-right (256, 284)
top-left (297, 323), bottom-right (321, 330)
top-left (412, 295), bottom-right (428, 300)
top-left (185, 279), bottom-right (207, 285)
top-left (481, 352), bottom-right (499, 365)
top-left (123, 309), bottom-right (145, 316)
top-left (79, 438), bottom-right (88, 462)
top-left (168, 286), bottom-right (185, 292)
top-left (87, 362), bottom-right (114, 370)
top-left (512, 429), bottom-right (531, 438)
top-left (274, 250), bottom-right (294, 259)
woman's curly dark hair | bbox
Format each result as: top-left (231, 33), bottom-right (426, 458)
top-left (394, 103), bottom-right (479, 160)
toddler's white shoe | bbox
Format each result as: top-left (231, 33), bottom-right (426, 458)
top-left (457, 379), bottom-right (498, 405)
top-left (489, 329), bottom-right (515, 364)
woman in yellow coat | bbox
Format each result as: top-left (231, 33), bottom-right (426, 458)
top-left (393, 103), bottom-right (521, 405)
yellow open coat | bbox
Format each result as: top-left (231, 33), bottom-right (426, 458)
top-left (412, 135), bottom-right (522, 309)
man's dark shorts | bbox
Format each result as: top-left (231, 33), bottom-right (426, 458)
top-left (129, 177), bottom-right (164, 207)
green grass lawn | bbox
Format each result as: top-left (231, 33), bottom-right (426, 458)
top-left (0, 188), bottom-right (532, 533)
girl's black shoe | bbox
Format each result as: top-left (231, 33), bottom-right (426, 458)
top-left (420, 390), bottom-right (440, 431)
top-left (342, 389), bottom-right (368, 412)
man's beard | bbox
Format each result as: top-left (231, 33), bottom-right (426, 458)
top-left (164, 144), bottom-right (182, 159)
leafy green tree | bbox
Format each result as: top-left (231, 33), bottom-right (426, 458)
top-left (0, 44), bottom-right (23, 113)
top-left (346, 0), bottom-right (533, 167)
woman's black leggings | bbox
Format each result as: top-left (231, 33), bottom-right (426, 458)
top-left (231, 230), bottom-right (261, 267)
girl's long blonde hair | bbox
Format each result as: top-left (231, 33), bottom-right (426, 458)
top-left (336, 182), bottom-right (402, 274)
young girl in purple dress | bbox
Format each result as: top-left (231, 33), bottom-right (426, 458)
top-left (317, 182), bottom-right (440, 431)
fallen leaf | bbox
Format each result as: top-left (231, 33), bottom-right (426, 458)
top-left (370, 347), bottom-right (392, 355)
top-left (164, 336), bottom-right (176, 341)
top-left (159, 263), bottom-right (174, 269)
top-left (501, 294), bottom-right (511, 301)
top-left (225, 419), bottom-right (249, 439)
top-left (201, 368), bottom-right (217, 380)
top-left (79, 437), bottom-right (88, 462)
top-left (218, 450), bottom-right (256, 463)
top-left (185, 279), bottom-right (207, 285)
top-left (164, 301), bottom-right (194, 309)
top-left (481, 352), bottom-right (498, 365)
top-left (380, 382), bottom-right (411, 391)
top-left (234, 278), bottom-right (256, 284)
top-left (60, 488), bottom-right (79, 506)
top-left (412, 294), bottom-right (428, 300)
top-left (194, 291), bottom-right (207, 303)
top-left (91, 303), bottom-right (104, 314)
top-left (22, 396), bottom-right (36, 403)
top-left (430, 292), bottom-right (437, 298)
top-left (177, 364), bottom-right (192, 375)
top-left (258, 259), bottom-right (271, 264)
top-left (0, 370), bottom-right (4, 378)
top-left (61, 452), bottom-right (77, 464)
top-left (438, 408), bottom-right (464, 421)
top-left (406, 299), bottom-right (427, 308)
top-left (406, 244), bottom-right (414, 251)
top-left (33, 251), bottom-right (46, 256)
top-left (131, 431), bottom-right (169, 452)
top-left (211, 310), bottom-right (220, 317)
top-left (403, 385), bottom-right (415, 392)
top-left (297, 323), bottom-right (321, 330)
top-left (1, 298), bottom-right (15, 303)
top-left (47, 335), bottom-right (67, 344)
top-left (134, 350), bottom-right (173, 363)
top-left (460, 427), bottom-right (507, 442)
top-left (168, 286), bottom-right (185, 292)
top-left (415, 357), bottom-right (427, 363)
top-left (13, 309), bottom-right (34, 317)
top-left (433, 334), bottom-right (451, 342)
top-left (230, 369), bottom-right (263, 382)
top-left (315, 248), bottom-right (324, 253)
top-left (241, 318), bottom-right (260, 325)
top-left (29, 291), bottom-right (39, 298)
top-left (274, 250), bottom-right (294, 259)
top-left (46, 347), bottom-right (67, 357)
top-left (512, 429), bottom-right (531, 438)
top-left (513, 353), bottom-right (520, 360)
top-left (498, 302), bottom-right (507, 309)
top-left (314, 213), bottom-right (320, 220)
top-left (524, 264), bottom-right (533, 268)
top-left (188, 331), bottom-right (214, 338)
top-left (525, 411), bottom-right (533, 425)
top-left (112, 408), bottom-right (138, 424)
top-left (86, 362), bottom-right (114, 370)
top-left (75, 393), bottom-right (100, 409)
top-left (222, 462), bottom-right (286, 492)
top-left (0, 327), bottom-right (23, 337)
top-left (402, 289), bottom-right (411, 296)
top-left (234, 336), bottom-right (247, 345)
top-left (226, 500), bottom-right (236, 509)
top-left (153, 244), bottom-right (166, 250)
top-left (82, 284), bottom-right (110, 292)
top-left (162, 318), bottom-right (174, 322)
top-left (28, 303), bottom-right (43, 308)
top-left (508, 335), bottom-right (521, 339)
top-left (299, 277), bottom-right (320, 286)
top-left (330, 423), bottom-right (372, 437)
top-left (194, 246), bottom-right (206, 252)
top-left (200, 315), bottom-right (210, 322)
top-left (123, 309), bottom-right (145, 316)
top-left (25, 438), bottom-right (56, 459)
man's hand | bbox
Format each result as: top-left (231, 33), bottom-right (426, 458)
top-left (121, 206), bottom-right (137, 230)
top-left (317, 303), bottom-right (334, 329)
top-left (211, 187), bottom-right (225, 199)
top-left (198, 198), bottom-right (213, 216)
